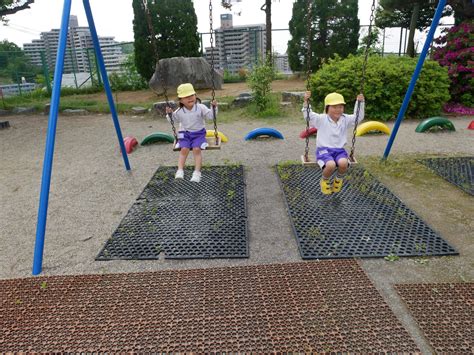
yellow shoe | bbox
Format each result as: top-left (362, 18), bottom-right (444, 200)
top-left (332, 177), bottom-right (343, 193)
top-left (320, 178), bottom-right (332, 195)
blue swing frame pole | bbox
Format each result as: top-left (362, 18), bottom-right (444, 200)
top-left (32, 0), bottom-right (72, 275)
top-left (382, 0), bottom-right (447, 160)
top-left (83, 0), bottom-right (130, 170)
top-left (33, 0), bottom-right (131, 275)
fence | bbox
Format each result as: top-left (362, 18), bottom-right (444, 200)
top-left (0, 24), bottom-right (453, 97)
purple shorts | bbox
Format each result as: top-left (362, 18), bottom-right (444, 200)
top-left (316, 147), bottom-right (348, 168)
top-left (175, 128), bottom-right (208, 150)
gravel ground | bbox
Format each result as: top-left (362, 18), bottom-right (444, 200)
top-left (0, 110), bottom-right (473, 352)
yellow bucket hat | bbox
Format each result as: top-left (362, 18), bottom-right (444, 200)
top-left (324, 92), bottom-right (346, 106)
top-left (177, 83), bottom-right (196, 98)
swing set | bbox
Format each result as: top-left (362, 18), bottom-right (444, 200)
top-left (31, 0), bottom-right (450, 275)
top-left (301, 0), bottom-right (376, 167)
top-left (142, 0), bottom-right (222, 151)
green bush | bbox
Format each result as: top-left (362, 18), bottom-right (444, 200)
top-left (246, 94), bottom-right (281, 118)
top-left (308, 55), bottom-right (451, 120)
top-left (109, 53), bottom-right (148, 91)
top-left (223, 69), bottom-right (245, 83)
top-left (247, 59), bottom-right (276, 113)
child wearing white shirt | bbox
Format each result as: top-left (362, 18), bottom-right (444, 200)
top-left (303, 91), bottom-right (365, 195)
top-left (166, 83), bottom-right (217, 183)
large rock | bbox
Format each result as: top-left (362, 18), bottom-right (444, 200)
top-left (149, 57), bottom-right (223, 95)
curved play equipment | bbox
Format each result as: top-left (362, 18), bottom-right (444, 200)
top-left (124, 136), bottom-right (138, 154)
top-left (299, 127), bottom-right (317, 139)
top-left (355, 121), bottom-right (390, 136)
top-left (468, 121), bottom-right (474, 130)
top-left (415, 117), bottom-right (455, 133)
top-left (206, 129), bottom-right (228, 142)
top-left (245, 127), bottom-right (284, 141)
top-left (141, 132), bottom-right (174, 145)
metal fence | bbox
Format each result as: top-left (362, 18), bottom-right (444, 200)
top-left (0, 24), bottom-right (453, 97)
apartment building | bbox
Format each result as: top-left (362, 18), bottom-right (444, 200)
top-left (205, 14), bottom-right (266, 75)
top-left (23, 15), bottom-right (125, 74)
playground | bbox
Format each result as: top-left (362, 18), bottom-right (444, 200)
top-left (0, 91), bottom-right (473, 350)
top-left (1, 0), bottom-right (473, 350)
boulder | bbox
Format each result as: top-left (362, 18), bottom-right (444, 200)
top-left (62, 109), bottom-right (88, 115)
top-left (281, 91), bottom-right (305, 103)
top-left (153, 101), bottom-right (178, 117)
top-left (149, 57), bottom-right (223, 95)
top-left (233, 96), bottom-right (253, 107)
top-left (131, 106), bottom-right (148, 114)
top-left (13, 107), bottom-right (36, 114)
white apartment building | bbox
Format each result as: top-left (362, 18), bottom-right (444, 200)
top-left (206, 14), bottom-right (266, 75)
top-left (23, 15), bottom-right (125, 75)
top-left (274, 52), bottom-right (292, 74)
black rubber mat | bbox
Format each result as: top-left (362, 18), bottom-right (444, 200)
top-left (276, 164), bottom-right (458, 259)
top-left (418, 156), bottom-right (473, 196)
top-left (396, 283), bottom-right (473, 353)
top-left (0, 260), bottom-right (419, 352)
top-left (97, 165), bottom-right (248, 259)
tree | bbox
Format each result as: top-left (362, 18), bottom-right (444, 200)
top-left (0, 0), bottom-right (34, 22)
top-left (375, 0), bottom-right (452, 57)
top-left (0, 40), bottom-right (41, 83)
top-left (447, 0), bottom-right (474, 24)
top-left (132, 0), bottom-right (200, 80)
top-left (287, 0), bottom-right (359, 72)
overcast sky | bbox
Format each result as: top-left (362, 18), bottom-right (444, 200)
top-left (1, 0), bottom-right (451, 53)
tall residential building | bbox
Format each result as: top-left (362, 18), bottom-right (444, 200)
top-left (274, 52), bottom-right (292, 74)
top-left (205, 14), bottom-right (266, 74)
top-left (23, 15), bottom-right (125, 75)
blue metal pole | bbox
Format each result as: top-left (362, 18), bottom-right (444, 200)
top-left (382, 0), bottom-right (447, 160)
top-left (32, 0), bottom-right (72, 275)
top-left (83, 0), bottom-right (131, 170)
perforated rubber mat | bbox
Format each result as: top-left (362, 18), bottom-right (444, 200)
top-left (0, 260), bottom-right (419, 352)
top-left (97, 165), bottom-right (248, 259)
top-left (276, 164), bottom-right (457, 259)
top-left (396, 283), bottom-right (473, 353)
top-left (419, 156), bottom-right (474, 196)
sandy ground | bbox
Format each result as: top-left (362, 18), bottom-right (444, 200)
top-left (0, 96), bottom-right (473, 351)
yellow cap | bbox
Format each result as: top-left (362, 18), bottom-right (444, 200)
top-left (177, 83), bottom-right (196, 98)
top-left (324, 92), bottom-right (346, 106)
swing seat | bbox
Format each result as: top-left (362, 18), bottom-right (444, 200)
top-left (301, 154), bottom-right (357, 166)
top-left (173, 136), bottom-right (222, 151)
top-left (301, 155), bottom-right (317, 166)
top-left (348, 155), bottom-right (358, 165)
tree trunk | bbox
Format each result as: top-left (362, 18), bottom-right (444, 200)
top-left (261, 0), bottom-right (272, 61)
top-left (406, 2), bottom-right (420, 57)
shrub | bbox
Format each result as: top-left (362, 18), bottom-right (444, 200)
top-left (223, 69), bottom-right (245, 83)
top-left (432, 20), bottom-right (474, 107)
top-left (247, 58), bottom-right (276, 113)
top-left (109, 53), bottom-right (148, 91)
top-left (308, 55), bottom-right (450, 120)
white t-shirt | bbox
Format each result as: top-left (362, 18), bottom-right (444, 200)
top-left (302, 101), bottom-right (365, 148)
top-left (168, 103), bottom-right (217, 132)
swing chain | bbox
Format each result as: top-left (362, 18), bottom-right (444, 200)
top-left (349, 0), bottom-right (376, 161)
top-left (143, 0), bottom-right (177, 141)
top-left (209, 0), bottom-right (219, 145)
top-left (304, 0), bottom-right (313, 162)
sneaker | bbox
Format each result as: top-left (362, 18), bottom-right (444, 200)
top-left (175, 169), bottom-right (184, 179)
top-left (332, 177), bottom-right (343, 193)
top-left (320, 178), bottom-right (332, 195)
top-left (190, 170), bottom-right (201, 183)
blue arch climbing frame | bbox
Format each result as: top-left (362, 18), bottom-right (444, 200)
top-left (244, 127), bottom-right (284, 141)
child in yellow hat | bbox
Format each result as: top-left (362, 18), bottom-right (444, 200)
top-left (302, 91), bottom-right (365, 194)
top-left (166, 83), bottom-right (217, 182)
